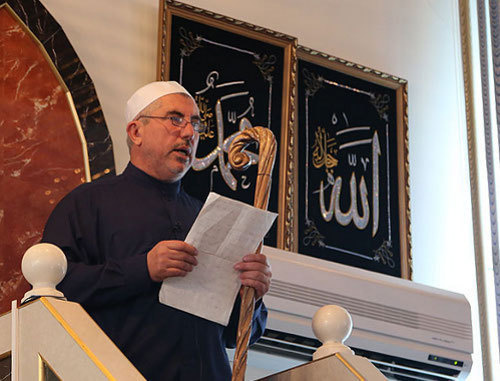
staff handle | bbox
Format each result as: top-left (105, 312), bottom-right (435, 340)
top-left (228, 127), bottom-right (277, 381)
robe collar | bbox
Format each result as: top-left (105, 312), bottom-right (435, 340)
top-left (123, 162), bottom-right (181, 199)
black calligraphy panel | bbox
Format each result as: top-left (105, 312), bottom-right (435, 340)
top-left (165, 13), bottom-right (291, 246)
top-left (298, 57), bottom-right (407, 277)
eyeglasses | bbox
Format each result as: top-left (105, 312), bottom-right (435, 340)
top-left (138, 115), bottom-right (206, 133)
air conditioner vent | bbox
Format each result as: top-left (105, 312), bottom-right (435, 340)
top-left (268, 280), bottom-right (472, 340)
top-left (253, 330), bottom-right (461, 381)
top-left (251, 329), bottom-right (320, 362)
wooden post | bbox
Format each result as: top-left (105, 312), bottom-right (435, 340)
top-left (228, 127), bottom-right (277, 381)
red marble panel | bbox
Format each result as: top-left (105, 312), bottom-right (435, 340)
top-left (0, 8), bottom-right (86, 314)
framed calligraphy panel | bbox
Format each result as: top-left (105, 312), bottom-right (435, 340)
top-left (158, 0), bottom-right (297, 249)
top-left (297, 46), bottom-right (411, 278)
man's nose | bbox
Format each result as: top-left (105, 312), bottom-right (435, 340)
top-left (180, 121), bottom-right (196, 139)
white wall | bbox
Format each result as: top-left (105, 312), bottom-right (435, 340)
top-left (40, 0), bottom-right (482, 379)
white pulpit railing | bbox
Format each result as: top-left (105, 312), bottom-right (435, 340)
top-left (0, 243), bottom-right (145, 381)
top-left (1, 243), bottom-right (386, 380)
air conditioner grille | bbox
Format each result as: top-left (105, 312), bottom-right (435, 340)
top-left (268, 280), bottom-right (472, 340)
top-left (253, 329), bottom-right (462, 381)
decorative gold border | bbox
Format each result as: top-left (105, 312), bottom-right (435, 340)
top-left (1, 4), bottom-right (91, 183)
top-left (335, 353), bottom-right (365, 380)
top-left (40, 298), bottom-right (115, 380)
top-left (157, 0), bottom-right (298, 250)
top-left (459, 0), bottom-right (492, 378)
top-left (297, 46), bottom-right (412, 279)
top-left (0, 351), bottom-right (11, 361)
top-left (38, 354), bottom-right (62, 381)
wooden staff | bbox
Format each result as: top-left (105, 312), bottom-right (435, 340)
top-left (228, 127), bottom-right (277, 381)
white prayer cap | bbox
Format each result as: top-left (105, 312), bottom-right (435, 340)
top-left (125, 81), bottom-right (194, 123)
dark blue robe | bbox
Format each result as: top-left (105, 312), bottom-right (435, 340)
top-left (42, 162), bottom-right (267, 381)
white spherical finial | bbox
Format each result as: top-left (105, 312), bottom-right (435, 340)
top-left (312, 305), bottom-right (354, 360)
top-left (21, 243), bottom-right (67, 303)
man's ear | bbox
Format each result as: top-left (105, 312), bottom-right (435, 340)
top-left (126, 120), bottom-right (143, 146)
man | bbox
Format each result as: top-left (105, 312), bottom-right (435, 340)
top-left (42, 81), bottom-right (271, 380)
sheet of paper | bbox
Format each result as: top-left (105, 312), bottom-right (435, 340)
top-left (159, 192), bottom-right (277, 326)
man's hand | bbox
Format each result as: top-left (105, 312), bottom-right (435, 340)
top-left (233, 253), bottom-right (272, 300)
top-left (147, 241), bottom-right (198, 282)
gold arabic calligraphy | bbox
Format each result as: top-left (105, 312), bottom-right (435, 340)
top-left (195, 95), bottom-right (215, 140)
top-left (312, 127), bottom-right (338, 173)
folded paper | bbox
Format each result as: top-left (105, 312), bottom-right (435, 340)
top-left (159, 192), bottom-right (277, 325)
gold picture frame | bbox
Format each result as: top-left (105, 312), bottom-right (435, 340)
top-left (296, 46), bottom-right (411, 279)
top-left (157, 0), bottom-right (297, 250)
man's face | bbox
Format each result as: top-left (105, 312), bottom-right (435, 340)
top-left (130, 93), bottom-right (200, 182)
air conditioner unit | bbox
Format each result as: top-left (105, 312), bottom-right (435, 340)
top-left (253, 245), bottom-right (473, 381)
